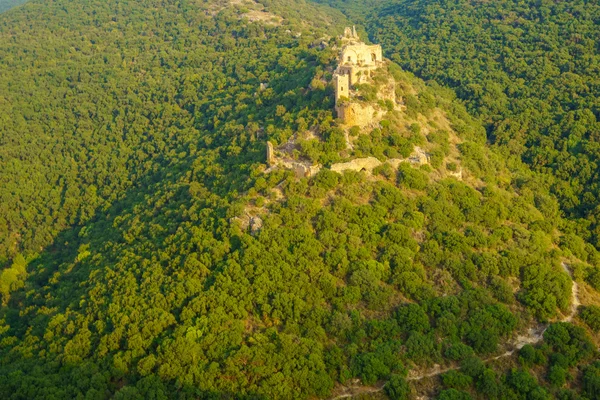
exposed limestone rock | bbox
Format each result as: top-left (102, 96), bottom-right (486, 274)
top-left (230, 213), bottom-right (264, 234)
top-left (448, 167), bottom-right (463, 179)
top-left (230, 214), bottom-right (251, 230)
top-left (243, 10), bottom-right (282, 25)
top-left (249, 216), bottom-right (263, 234)
top-left (409, 146), bottom-right (430, 165)
top-left (386, 158), bottom-right (405, 169)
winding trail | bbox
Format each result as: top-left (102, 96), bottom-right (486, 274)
top-left (329, 263), bottom-right (580, 400)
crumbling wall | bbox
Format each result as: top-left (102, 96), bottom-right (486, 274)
top-left (340, 44), bottom-right (382, 67)
top-left (331, 157), bottom-right (381, 173)
top-left (266, 141), bottom-right (275, 166)
top-left (330, 147), bottom-right (430, 174)
top-left (336, 103), bottom-right (375, 127)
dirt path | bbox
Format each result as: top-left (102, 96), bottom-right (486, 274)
top-left (329, 263), bottom-right (580, 399)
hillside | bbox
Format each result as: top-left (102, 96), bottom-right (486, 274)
top-left (320, 0), bottom-right (600, 247)
top-left (1, 0), bottom-right (600, 399)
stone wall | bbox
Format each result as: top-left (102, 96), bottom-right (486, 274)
top-left (340, 44), bottom-right (382, 67)
top-left (330, 147), bottom-right (431, 174)
top-left (330, 157), bottom-right (381, 173)
top-left (335, 103), bottom-right (375, 127)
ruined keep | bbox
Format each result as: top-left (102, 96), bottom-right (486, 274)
top-left (334, 26), bottom-right (383, 125)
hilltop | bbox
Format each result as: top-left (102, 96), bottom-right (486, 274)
top-left (1, 0), bottom-right (600, 399)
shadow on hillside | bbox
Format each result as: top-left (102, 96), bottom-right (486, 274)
top-left (0, 49), bottom-right (336, 396)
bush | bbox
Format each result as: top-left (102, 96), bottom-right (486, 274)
top-left (397, 163), bottom-right (429, 190)
top-left (586, 267), bottom-right (600, 291)
top-left (460, 356), bottom-right (484, 379)
top-left (579, 305), bottom-right (600, 332)
top-left (409, 123), bottom-right (421, 135)
top-left (405, 332), bottom-right (440, 364)
top-left (444, 342), bottom-right (474, 362)
top-left (518, 344), bottom-right (545, 367)
top-left (373, 163), bottom-right (395, 179)
top-left (582, 362), bottom-right (600, 400)
top-left (312, 169), bottom-right (340, 191)
top-left (355, 83), bottom-right (377, 102)
top-left (355, 352), bottom-right (390, 385)
top-left (543, 323), bottom-right (595, 366)
top-left (385, 375), bottom-right (410, 400)
top-left (547, 365), bottom-right (568, 387)
top-left (395, 303), bottom-right (430, 334)
top-left (507, 369), bottom-right (538, 395)
top-left (441, 370), bottom-right (473, 390)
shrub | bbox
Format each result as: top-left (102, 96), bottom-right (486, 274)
top-left (397, 163), bottom-right (429, 190)
top-left (547, 365), bottom-right (568, 387)
top-left (441, 370), bottom-right (473, 390)
top-left (579, 305), bottom-right (600, 332)
top-left (385, 375), bottom-right (410, 400)
top-left (444, 342), bottom-right (474, 361)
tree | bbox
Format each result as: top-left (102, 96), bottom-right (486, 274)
top-left (579, 305), bottom-right (600, 332)
top-left (385, 375), bottom-right (410, 400)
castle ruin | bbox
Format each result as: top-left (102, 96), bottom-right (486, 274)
top-left (334, 27), bottom-right (383, 125)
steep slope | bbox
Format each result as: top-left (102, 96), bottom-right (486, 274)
top-left (0, 0), bottom-right (344, 261)
top-left (319, 0), bottom-right (600, 247)
top-left (1, 0), bottom-right (600, 399)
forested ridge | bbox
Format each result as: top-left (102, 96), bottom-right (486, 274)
top-left (320, 0), bottom-right (600, 247)
top-left (1, 0), bottom-right (600, 399)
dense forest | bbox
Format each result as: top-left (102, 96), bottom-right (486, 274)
top-left (320, 0), bottom-right (600, 247)
top-left (1, 0), bottom-right (599, 398)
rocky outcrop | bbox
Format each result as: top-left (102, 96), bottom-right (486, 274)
top-left (249, 216), bottom-right (263, 234)
top-left (448, 167), bottom-right (463, 179)
top-left (230, 214), bottom-right (264, 235)
top-left (409, 146), bottom-right (429, 165)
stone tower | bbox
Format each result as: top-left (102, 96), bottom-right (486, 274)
top-left (334, 73), bottom-right (350, 103)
